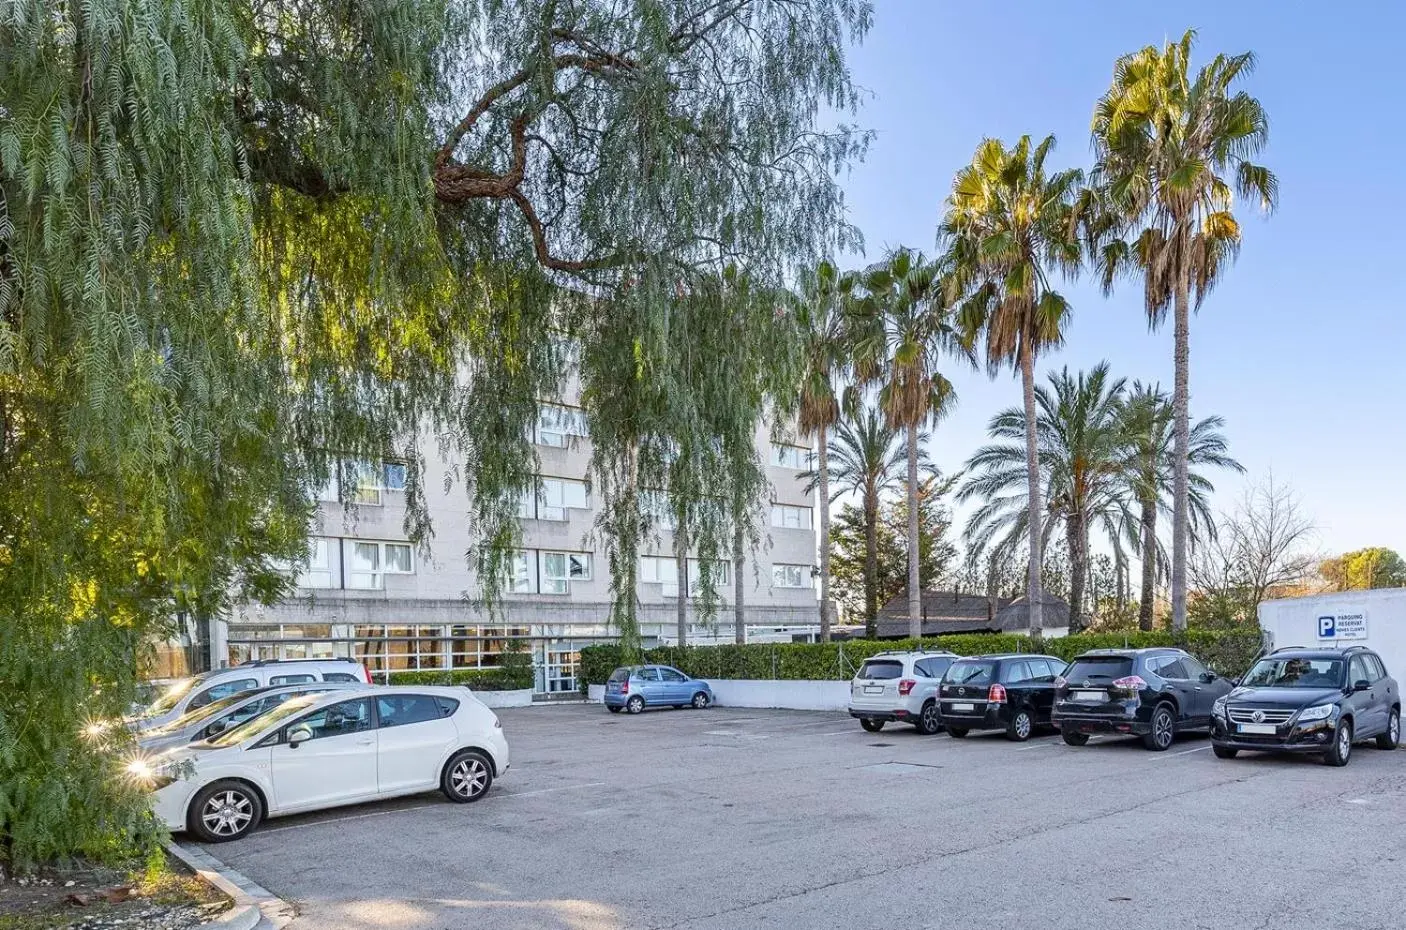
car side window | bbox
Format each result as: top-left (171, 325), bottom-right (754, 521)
top-left (1005, 661), bottom-right (1032, 684)
top-left (187, 678), bottom-right (258, 710)
top-left (1367, 655), bottom-right (1388, 681)
top-left (659, 668), bottom-right (686, 682)
top-left (289, 698), bottom-right (373, 741)
top-left (1180, 655), bottom-right (1209, 679)
top-left (270, 674), bottom-right (316, 686)
top-left (377, 695), bottom-right (442, 728)
top-left (324, 673), bottom-right (361, 683)
top-left (1032, 659), bottom-right (1058, 683)
top-left (638, 668), bottom-right (661, 682)
top-left (434, 697), bottom-right (460, 717)
top-left (1149, 656), bottom-right (1186, 680)
top-left (1349, 656), bottom-right (1371, 686)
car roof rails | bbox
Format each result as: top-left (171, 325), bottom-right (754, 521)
top-left (236, 657), bottom-right (360, 667)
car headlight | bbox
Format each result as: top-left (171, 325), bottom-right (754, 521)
top-left (1212, 698), bottom-right (1227, 718)
top-left (124, 756), bottom-right (179, 790)
top-left (1296, 703), bottom-right (1336, 723)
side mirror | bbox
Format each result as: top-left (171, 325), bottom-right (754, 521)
top-left (1199, 672), bottom-right (1217, 684)
top-left (287, 724), bottom-right (314, 747)
top-left (1353, 679), bottom-right (1372, 693)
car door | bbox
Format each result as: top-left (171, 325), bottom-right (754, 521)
top-left (658, 667), bottom-right (689, 703)
top-left (1027, 659), bottom-right (1059, 723)
top-left (1177, 654), bottom-right (1224, 723)
top-left (1346, 655), bottom-right (1381, 737)
top-left (1004, 661), bottom-right (1035, 716)
top-left (375, 694), bottom-right (458, 795)
top-left (1368, 655), bottom-right (1397, 734)
top-left (636, 667), bottom-right (666, 704)
top-left (269, 697), bottom-right (378, 812)
top-left (1147, 656), bottom-right (1195, 723)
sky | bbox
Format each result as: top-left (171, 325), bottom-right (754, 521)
top-left (833, 1), bottom-right (1406, 557)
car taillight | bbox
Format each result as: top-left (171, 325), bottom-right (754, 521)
top-left (1053, 676), bottom-right (1067, 689)
top-left (1112, 675), bottom-right (1148, 693)
top-left (360, 664), bottom-right (372, 684)
top-left (620, 680), bottom-right (629, 694)
top-left (989, 683), bottom-right (1007, 704)
top-left (898, 679), bottom-right (916, 696)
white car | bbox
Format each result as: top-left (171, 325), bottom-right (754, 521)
top-left (848, 650), bottom-right (961, 734)
top-left (129, 659), bottom-right (372, 732)
top-left (138, 686), bottom-right (509, 842)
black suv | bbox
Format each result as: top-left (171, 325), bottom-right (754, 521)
top-left (1209, 645), bottom-right (1400, 766)
top-left (1052, 647), bottom-right (1234, 751)
top-left (937, 654), bottom-right (1067, 741)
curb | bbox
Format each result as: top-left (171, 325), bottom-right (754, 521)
top-left (165, 841), bottom-right (296, 929)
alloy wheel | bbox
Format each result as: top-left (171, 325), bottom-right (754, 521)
top-left (451, 756), bottom-right (489, 799)
top-left (1392, 713), bottom-right (1400, 745)
top-left (1339, 725), bottom-right (1352, 761)
top-left (1154, 710), bottom-right (1173, 749)
top-left (1014, 712), bottom-right (1031, 740)
top-left (201, 790), bottom-right (253, 838)
top-left (692, 692), bottom-right (709, 709)
top-left (923, 703), bottom-right (941, 732)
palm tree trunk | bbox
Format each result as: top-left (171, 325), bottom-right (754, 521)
top-left (1138, 496), bottom-right (1157, 631)
top-left (1170, 268), bottom-right (1192, 631)
top-left (817, 425), bottom-right (832, 641)
top-left (675, 523), bottom-right (688, 647)
top-left (906, 423), bottom-right (921, 641)
top-left (733, 510), bottom-right (745, 644)
top-left (1019, 340), bottom-right (1044, 635)
top-left (864, 486), bottom-right (879, 638)
top-left (1067, 513), bottom-right (1086, 632)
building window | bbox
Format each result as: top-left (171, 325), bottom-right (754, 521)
top-left (296, 537), bottom-right (337, 589)
top-left (771, 504), bottom-right (812, 530)
top-left (511, 550), bottom-right (592, 594)
top-left (772, 563), bottom-right (811, 588)
top-left (523, 477), bottom-right (590, 521)
top-left (534, 404), bottom-right (588, 447)
top-left (319, 460), bottom-right (406, 506)
top-left (510, 551), bottom-right (537, 593)
top-left (641, 556), bottom-right (729, 597)
top-left (641, 490), bottom-right (675, 529)
top-left (771, 443), bottom-right (811, 469)
top-left (688, 559), bottom-right (731, 590)
top-left (345, 540), bottom-right (414, 590)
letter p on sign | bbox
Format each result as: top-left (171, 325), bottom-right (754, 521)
top-left (1318, 615), bottom-right (1336, 638)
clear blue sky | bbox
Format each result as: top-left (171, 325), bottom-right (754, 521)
top-left (837, 1), bottom-right (1406, 556)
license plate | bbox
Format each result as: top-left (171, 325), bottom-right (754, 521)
top-left (1238, 723), bottom-right (1276, 735)
top-left (863, 685), bottom-right (884, 694)
top-left (1072, 691), bottom-right (1105, 703)
top-left (949, 702), bottom-right (975, 712)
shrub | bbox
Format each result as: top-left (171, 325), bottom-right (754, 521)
top-left (578, 629), bottom-right (1264, 687)
top-left (388, 666), bottom-right (534, 691)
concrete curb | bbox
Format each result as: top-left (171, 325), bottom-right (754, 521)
top-left (165, 841), bottom-right (296, 929)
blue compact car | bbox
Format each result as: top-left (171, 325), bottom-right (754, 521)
top-left (604, 665), bottom-right (714, 714)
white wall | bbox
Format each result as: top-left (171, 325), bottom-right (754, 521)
top-left (1260, 589), bottom-right (1406, 677)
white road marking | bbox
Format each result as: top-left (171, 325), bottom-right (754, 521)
top-left (502, 781), bottom-right (606, 798)
top-left (256, 804), bottom-right (440, 835)
top-left (1015, 740), bottom-right (1058, 751)
top-left (1159, 745), bottom-right (1211, 758)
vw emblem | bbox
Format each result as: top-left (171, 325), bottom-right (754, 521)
top-left (958, 687), bottom-right (966, 696)
top-left (1251, 710), bottom-right (1265, 724)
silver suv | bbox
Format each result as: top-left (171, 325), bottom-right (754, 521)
top-left (848, 650), bottom-right (961, 734)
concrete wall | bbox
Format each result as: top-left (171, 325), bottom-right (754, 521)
top-left (581, 678), bottom-right (850, 712)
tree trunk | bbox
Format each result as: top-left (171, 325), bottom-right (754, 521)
top-left (864, 485), bottom-right (879, 638)
top-left (817, 425), bottom-right (832, 642)
top-left (733, 511), bottom-right (745, 644)
top-left (906, 423), bottom-right (921, 641)
top-left (1170, 266), bottom-right (1192, 631)
top-left (1067, 512), bottom-right (1086, 633)
top-left (1019, 340), bottom-right (1044, 635)
top-left (675, 523), bottom-right (688, 647)
top-left (1138, 496), bottom-right (1157, 631)
top-left (1115, 548), bottom-right (1128, 610)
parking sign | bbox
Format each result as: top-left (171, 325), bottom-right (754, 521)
top-left (1316, 610), bottom-right (1368, 641)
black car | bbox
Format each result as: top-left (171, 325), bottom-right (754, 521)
top-left (1209, 645), bottom-right (1400, 766)
top-left (937, 654), bottom-right (1067, 741)
top-left (1051, 647), bottom-right (1234, 751)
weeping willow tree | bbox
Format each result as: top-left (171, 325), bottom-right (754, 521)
top-left (0, 0), bottom-right (870, 866)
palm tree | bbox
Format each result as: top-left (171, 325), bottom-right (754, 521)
top-left (944, 134), bottom-right (1084, 635)
top-left (795, 261), bottom-right (851, 641)
top-left (850, 249), bottom-right (971, 639)
top-left (958, 364), bottom-right (1129, 630)
top-left (1090, 30), bottom-right (1277, 629)
top-left (808, 407), bottom-right (905, 637)
top-left (1119, 382), bottom-right (1242, 629)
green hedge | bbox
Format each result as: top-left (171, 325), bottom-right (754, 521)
top-left (578, 629), bottom-right (1264, 688)
top-left (387, 666), bottom-right (534, 691)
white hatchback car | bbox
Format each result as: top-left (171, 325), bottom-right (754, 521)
top-left (139, 686), bottom-right (509, 842)
top-left (848, 650), bottom-right (961, 734)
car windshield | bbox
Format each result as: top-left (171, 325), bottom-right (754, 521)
top-left (206, 695), bottom-right (318, 747)
top-left (945, 661), bottom-right (996, 685)
top-left (1242, 657), bottom-right (1343, 689)
top-left (148, 692), bottom-right (253, 734)
top-left (857, 660), bottom-right (904, 680)
top-left (1063, 657), bottom-right (1133, 683)
top-left (140, 676), bottom-right (205, 716)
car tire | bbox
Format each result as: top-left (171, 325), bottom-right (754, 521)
top-left (1141, 704), bottom-right (1176, 752)
top-left (626, 696), bottom-right (645, 715)
top-left (1376, 708), bottom-right (1400, 750)
top-left (946, 727), bottom-right (969, 739)
top-left (1006, 708), bottom-right (1033, 742)
top-left (1061, 731), bottom-right (1090, 747)
top-left (1212, 745), bottom-right (1239, 759)
top-left (442, 749), bottom-right (494, 803)
top-left (607, 705), bottom-right (622, 713)
top-left (916, 701), bottom-right (942, 735)
top-left (187, 780), bottom-right (263, 843)
top-left (860, 718), bottom-right (885, 733)
top-left (1324, 718), bottom-right (1353, 766)
top-left (691, 691), bottom-right (710, 709)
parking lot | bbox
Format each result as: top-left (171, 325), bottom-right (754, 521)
top-left (199, 704), bottom-right (1406, 930)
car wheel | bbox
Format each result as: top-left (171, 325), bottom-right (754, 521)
top-left (1141, 704), bottom-right (1176, 752)
top-left (1061, 731), bottom-right (1090, 747)
top-left (691, 691), bottom-right (710, 709)
top-left (1006, 708), bottom-right (1033, 742)
top-left (187, 780), bottom-right (262, 843)
top-left (1324, 719), bottom-right (1353, 766)
top-left (916, 701), bottom-right (942, 735)
top-left (946, 727), bottom-right (969, 739)
top-left (442, 749), bottom-right (494, 803)
top-left (860, 718), bottom-right (885, 733)
top-left (1212, 745), bottom-right (1239, 760)
top-left (606, 705), bottom-right (622, 713)
top-left (626, 695), bottom-right (645, 715)
top-left (1376, 708), bottom-right (1400, 750)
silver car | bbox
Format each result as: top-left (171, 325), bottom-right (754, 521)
top-left (137, 682), bottom-right (365, 753)
top-left (848, 650), bottom-right (960, 734)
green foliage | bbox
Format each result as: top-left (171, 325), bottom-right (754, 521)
top-left (579, 628), bottom-right (1264, 686)
top-left (389, 666), bottom-right (534, 691)
top-left (1320, 548), bottom-right (1406, 591)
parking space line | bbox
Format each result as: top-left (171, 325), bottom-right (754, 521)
top-left (1154, 745), bottom-right (1211, 759)
top-left (255, 804), bottom-right (441, 835)
top-left (1014, 739), bottom-right (1059, 751)
top-left (500, 781), bottom-right (606, 798)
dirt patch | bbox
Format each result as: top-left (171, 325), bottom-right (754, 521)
top-left (0, 859), bottom-right (230, 930)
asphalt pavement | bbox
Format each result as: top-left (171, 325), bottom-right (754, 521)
top-left (196, 703), bottom-right (1406, 930)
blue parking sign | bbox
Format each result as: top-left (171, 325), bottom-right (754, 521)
top-left (1318, 615), bottom-right (1336, 638)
